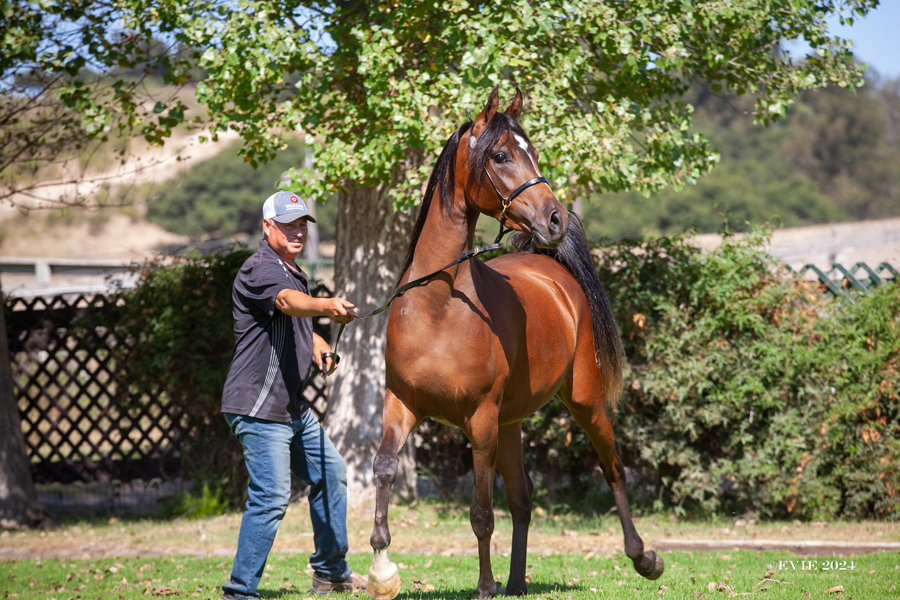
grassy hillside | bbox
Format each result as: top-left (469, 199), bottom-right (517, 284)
top-left (583, 74), bottom-right (900, 241)
top-left (146, 139), bottom-right (338, 242)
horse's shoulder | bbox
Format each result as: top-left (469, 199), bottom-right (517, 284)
top-left (482, 253), bottom-right (581, 298)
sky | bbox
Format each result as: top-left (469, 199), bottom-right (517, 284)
top-left (785, 1), bottom-right (900, 81)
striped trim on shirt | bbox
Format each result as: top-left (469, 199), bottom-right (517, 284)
top-left (248, 310), bottom-right (286, 417)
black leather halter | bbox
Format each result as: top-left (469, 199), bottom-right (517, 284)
top-left (483, 167), bottom-right (550, 244)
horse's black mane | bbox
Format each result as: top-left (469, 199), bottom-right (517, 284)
top-left (398, 112), bottom-right (533, 282)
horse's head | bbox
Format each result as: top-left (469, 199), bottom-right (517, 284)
top-left (463, 87), bottom-right (568, 249)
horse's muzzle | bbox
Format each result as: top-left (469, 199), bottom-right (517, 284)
top-left (531, 208), bottom-right (567, 248)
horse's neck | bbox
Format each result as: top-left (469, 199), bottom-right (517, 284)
top-left (406, 195), bottom-right (476, 290)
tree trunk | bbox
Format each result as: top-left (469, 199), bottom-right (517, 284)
top-left (325, 178), bottom-right (419, 507)
top-left (302, 146), bottom-right (321, 262)
top-left (0, 284), bottom-right (47, 529)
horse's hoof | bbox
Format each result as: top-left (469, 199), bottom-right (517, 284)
top-left (477, 580), bottom-right (499, 599)
top-left (367, 561), bottom-right (402, 600)
top-left (636, 550), bottom-right (665, 580)
top-left (504, 580), bottom-right (527, 596)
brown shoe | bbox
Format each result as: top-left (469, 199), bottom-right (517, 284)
top-left (310, 571), bottom-right (368, 594)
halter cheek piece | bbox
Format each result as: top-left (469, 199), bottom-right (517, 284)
top-left (472, 133), bottom-right (550, 244)
top-left (321, 132), bottom-right (552, 375)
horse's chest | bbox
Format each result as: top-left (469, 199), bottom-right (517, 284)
top-left (386, 304), bottom-right (507, 399)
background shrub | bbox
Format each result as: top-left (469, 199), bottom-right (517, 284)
top-left (515, 230), bottom-right (900, 520)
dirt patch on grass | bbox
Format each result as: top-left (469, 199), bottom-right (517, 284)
top-left (2, 503), bottom-right (897, 560)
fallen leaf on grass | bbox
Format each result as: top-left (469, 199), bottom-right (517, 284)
top-left (692, 593), bottom-right (706, 599)
top-left (583, 552), bottom-right (594, 560)
top-left (826, 585), bottom-right (844, 594)
top-left (152, 585), bottom-right (177, 596)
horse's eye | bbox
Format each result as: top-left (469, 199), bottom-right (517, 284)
top-left (492, 152), bottom-right (507, 164)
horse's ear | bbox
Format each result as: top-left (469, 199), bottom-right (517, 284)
top-left (473, 86), bottom-right (500, 135)
top-left (504, 87), bottom-right (523, 121)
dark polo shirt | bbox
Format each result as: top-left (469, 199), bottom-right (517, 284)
top-left (221, 240), bottom-right (313, 422)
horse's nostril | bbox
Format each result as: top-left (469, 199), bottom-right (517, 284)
top-left (549, 210), bottom-right (562, 234)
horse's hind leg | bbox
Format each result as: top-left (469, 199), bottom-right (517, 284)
top-left (562, 360), bottom-right (664, 581)
top-left (368, 389), bottom-right (419, 600)
top-left (495, 422), bottom-right (533, 596)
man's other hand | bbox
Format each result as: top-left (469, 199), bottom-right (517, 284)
top-left (312, 333), bottom-right (336, 375)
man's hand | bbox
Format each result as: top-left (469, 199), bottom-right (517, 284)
top-left (322, 297), bottom-right (357, 324)
top-left (274, 290), bottom-right (358, 322)
top-left (313, 333), bottom-right (336, 376)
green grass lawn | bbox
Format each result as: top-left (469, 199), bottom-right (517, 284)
top-left (2, 550), bottom-right (898, 600)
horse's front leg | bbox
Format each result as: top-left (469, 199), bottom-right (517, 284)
top-left (368, 389), bottom-right (418, 600)
top-left (468, 408), bottom-right (500, 599)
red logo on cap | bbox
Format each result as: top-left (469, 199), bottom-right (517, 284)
top-left (290, 195), bottom-right (299, 203)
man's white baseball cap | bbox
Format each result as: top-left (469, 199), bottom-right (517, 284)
top-left (262, 190), bottom-right (317, 223)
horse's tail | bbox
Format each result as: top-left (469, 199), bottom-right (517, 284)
top-left (511, 212), bottom-right (625, 407)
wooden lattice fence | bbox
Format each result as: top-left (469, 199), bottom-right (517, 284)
top-left (5, 292), bottom-right (329, 484)
top-left (789, 261), bottom-right (898, 296)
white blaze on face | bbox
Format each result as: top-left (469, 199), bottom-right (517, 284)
top-left (514, 134), bottom-right (542, 176)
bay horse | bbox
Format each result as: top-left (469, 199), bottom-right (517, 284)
top-left (366, 87), bottom-right (664, 599)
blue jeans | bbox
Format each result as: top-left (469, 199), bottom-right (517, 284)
top-left (223, 412), bottom-right (352, 599)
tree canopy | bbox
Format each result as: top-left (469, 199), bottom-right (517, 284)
top-left (158, 0), bottom-right (876, 206)
top-left (3, 0), bottom-right (878, 212)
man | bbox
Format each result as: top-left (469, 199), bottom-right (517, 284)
top-left (220, 190), bottom-right (365, 599)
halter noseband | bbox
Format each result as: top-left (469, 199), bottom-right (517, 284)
top-left (482, 162), bottom-right (550, 244)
